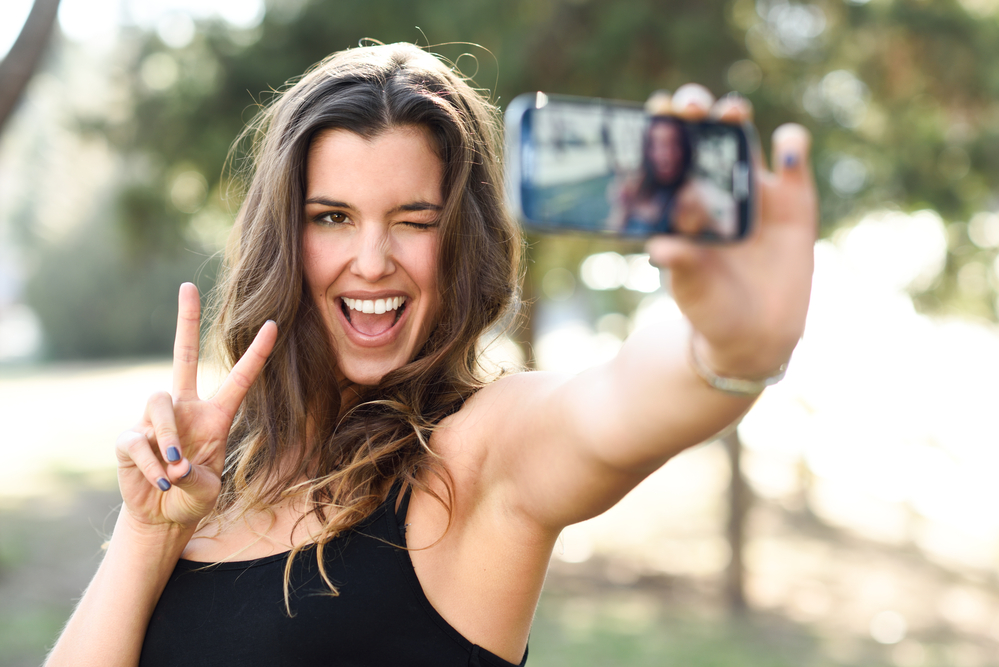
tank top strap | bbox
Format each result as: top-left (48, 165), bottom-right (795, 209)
top-left (390, 478), bottom-right (413, 526)
top-left (389, 400), bottom-right (463, 526)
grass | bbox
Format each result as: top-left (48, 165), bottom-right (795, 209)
top-left (0, 474), bottom-right (990, 667)
top-left (528, 590), bottom-right (837, 667)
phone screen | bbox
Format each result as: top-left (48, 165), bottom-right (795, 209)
top-left (505, 92), bottom-right (754, 241)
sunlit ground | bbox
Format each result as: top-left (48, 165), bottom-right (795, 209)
top-left (527, 211), bottom-right (999, 666)
top-left (4, 358), bottom-right (999, 666)
top-left (0, 361), bottom-right (171, 499)
top-left (7, 213), bottom-right (999, 665)
top-left (3, 1), bottom-right (999, 665)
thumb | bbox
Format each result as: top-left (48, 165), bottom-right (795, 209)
top-left (645, 235), bottom-right (709, 272)
top-left (166, 456), bottom-right (200, 489)
top-left (765, 123), bottom-right (819, 235)
top-left (770, 123), bottom-right (813, 184)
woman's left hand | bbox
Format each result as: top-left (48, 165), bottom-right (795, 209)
top-left (646, 85), bottom-right (818, 380)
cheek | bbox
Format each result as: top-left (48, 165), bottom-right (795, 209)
top-left (301, 229), bottom-right (320, 283)
top-left (411, 239), bottom-right (441, 319)
top-left (423, 245), bottom-right (441, 302)
top-left (301, 229), bottom-right (339, 297)
top-left (302, 257), bottom-right (325, 303)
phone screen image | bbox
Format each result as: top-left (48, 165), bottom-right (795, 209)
top-left (506, 93), bottom-right (754, 241)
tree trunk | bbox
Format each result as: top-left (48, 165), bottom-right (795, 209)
top-left (0, 0), bottom-right (62, 136)
top-left (723, 426), bottom-right (749, 614)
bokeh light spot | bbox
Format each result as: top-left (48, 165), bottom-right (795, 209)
top-left (968, 212), bottom-right (999, 248)
top-left (542, 267), bottom-right (576, 301)
top-left (141, 52), bottom-right (179, 91)
top-left (870, 610), bottom-right (907, 645)
top-left (727, 59), bottom-right (763, 94)
top-left (170, 171), bottom-right (208, 214)
top-left (580, 252), bottom-right (628, 291)
top-left (838, 210), bottom-right (947, 292)
top-left (156, 12), bottom-right (196, 49)
top-left (830, 156), bottom-right (867, 196)
top-left (624, 254), bottom-right (661, 293)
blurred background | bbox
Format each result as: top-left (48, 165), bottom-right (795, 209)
top-left (3, 0), bottom-right (999, 665)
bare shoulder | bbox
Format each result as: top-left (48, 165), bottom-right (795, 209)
top-left (428, 369), bottom-right (574, 511)
top-left (434, 370), bottom-right (571, 461)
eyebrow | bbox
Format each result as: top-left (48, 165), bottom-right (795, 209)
top-left (304, 197), bottom-right (443, 215)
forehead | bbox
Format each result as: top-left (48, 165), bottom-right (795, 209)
top-left (650, 122), bottom-right (680, 140)
top-left (305, 126), bottom-right (444, 203)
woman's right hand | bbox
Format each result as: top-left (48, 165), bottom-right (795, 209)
top-left (115, 283), bottom-right (277, 531)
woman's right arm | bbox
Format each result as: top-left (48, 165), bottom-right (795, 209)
top-left (45, 283), bottom-right (277, 667)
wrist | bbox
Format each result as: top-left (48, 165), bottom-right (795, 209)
top-left (688, 330), bottom-right (792, 396)
top-left (113, 510), bottom-right (196, 557)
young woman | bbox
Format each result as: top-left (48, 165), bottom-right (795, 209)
top-left (613, 115), bottom-right (693, 235)
top-left (46, 42), bottom-right (816, 667)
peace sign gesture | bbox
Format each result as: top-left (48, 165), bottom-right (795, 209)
top-left (115, 283), bottom-right (277, 530)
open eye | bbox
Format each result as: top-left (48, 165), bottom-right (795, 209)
top-left (316, 211), bottom-right (350, 226)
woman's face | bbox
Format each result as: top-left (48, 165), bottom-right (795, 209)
top-left (302, 126), bottom-right (443, 387)
top-left (648, 122), bottom-right (684, 183)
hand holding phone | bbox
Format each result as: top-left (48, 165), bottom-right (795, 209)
top-left (506, 84), bottom-right (817, 385)
top-left (646, 84), bottom-right (818, 382)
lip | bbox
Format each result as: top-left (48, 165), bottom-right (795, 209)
top-left (334, 291), bottom-right (410, 348)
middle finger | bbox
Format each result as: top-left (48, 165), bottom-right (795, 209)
top-left (144, 390), bottom-right (183, 465)
top-left (670, 84), bottom-right (715, 121)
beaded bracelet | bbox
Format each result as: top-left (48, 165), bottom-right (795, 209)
top-left (688, 334), bottom-right (788, 397)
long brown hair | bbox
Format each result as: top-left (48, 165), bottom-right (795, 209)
top-left (206, 42), bottom-right (522, 601)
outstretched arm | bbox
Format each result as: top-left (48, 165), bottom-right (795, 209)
top-left (45, 284), bottom-right (277, 667)
top-left (468, 87), bottom-right (816, 530)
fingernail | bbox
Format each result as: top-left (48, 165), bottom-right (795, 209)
top-left (166, 446), bottom-right (181, 463)
top-left (181, 462), bottom-right (193, 479)
top-left (157, 477), bottom-right (171, 492)
top-left (671, 84), bottom-right (713, 112)
top-left (783, 153), bottom-right (799, 169)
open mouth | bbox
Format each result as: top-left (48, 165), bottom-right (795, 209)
top-left (340, 296), bottom-right (407, 336)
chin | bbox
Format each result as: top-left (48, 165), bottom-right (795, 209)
top-left (337, 357), bottom-right (407, 389)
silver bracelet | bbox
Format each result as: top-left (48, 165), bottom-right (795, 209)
top-left (688, 335), bottom-right (788, 397)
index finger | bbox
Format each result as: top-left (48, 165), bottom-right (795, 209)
top-left (210, 320), bottom-right (278, 418)
top-left (173, 283), bottom-right (202, 399)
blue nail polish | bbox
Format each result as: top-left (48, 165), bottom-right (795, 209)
top-left (181, 463), bottom-right (193, 479)
top-left (157, 478), bottom-right (171, 492)
top-left (166, 446), bottom-right (180, 463)
top-left (784, 153), bottom-right (799, 169)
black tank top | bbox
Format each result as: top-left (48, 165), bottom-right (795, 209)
top-left (139, 482), bottom-right (527, 666)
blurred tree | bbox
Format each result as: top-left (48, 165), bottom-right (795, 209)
top-left (25, 0), bottom-right (999, 335)
top-left (92, 0), bottom-right (751, 254)
top-left (77, 0), bottom-right (999, 321)
top-left (23, 205), bottom-right (218, 359)
top-left (0, 0), bottom-right (61, 136)
top-left (23, 0), bottom-right (999, 615)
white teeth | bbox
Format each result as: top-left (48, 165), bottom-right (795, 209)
top-left (343, 296), bottom-right (406, 314)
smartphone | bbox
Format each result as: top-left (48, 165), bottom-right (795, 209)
top-left (505, 92), bottom-right (755, 241)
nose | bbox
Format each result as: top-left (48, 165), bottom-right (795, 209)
top-left (350, 227), bottom-right (395, 282)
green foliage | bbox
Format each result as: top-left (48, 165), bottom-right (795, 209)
top-left (23, 217), bottom-right (218, 360)
top-left (32, 0), bottom-right (999, 358)
top-left (100, 0), bottom-right (764, 257)
top-left (111, 0), bottom-right (999, 229)
top-left (529, 593), bottom-right (835, 667)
